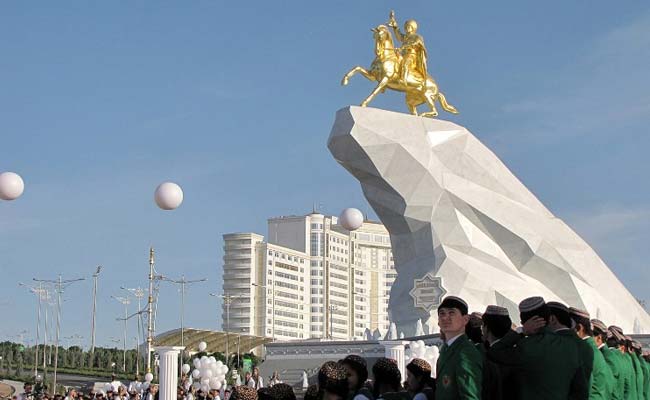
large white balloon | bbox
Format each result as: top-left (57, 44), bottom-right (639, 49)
top-left (182, 364), bottom-right (191, 374)
top-left (0, 172), bottom-right (24, 201)
top-left (203, 369), bottom-right (213, 379)
top-left (193, 358), bottom-right (202, 369)
top-left (154, 182), bottom-right (184, 210)
top-left (198, 341), bottom-right (207, 352)
top-left (144, 372), bottom-right (154, 383)
top-left (208, 356), bottom-right (216, 364)
top-left (339, 208), bottom-right (363, 231)
top-left (192, 382), bottom-right (201, 390)
top-left (192, 369), bottom-right (201, 379)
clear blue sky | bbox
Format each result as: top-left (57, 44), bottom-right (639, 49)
top-left (1, 1), bottom-right (649, 348)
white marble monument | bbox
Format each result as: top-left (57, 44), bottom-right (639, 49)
top-left (328, 106), bottom-right (650, 334)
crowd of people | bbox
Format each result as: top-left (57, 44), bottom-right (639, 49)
top-left (176, 294), bottom-right (650, 400)
top-left (11, 294), bottom-right (650, 400)
top-left (310, 295), bottom-right (650, 400)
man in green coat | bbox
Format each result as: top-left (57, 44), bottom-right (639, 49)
top-left (482, 305), bottom-right (521, 400)
top-left (569, 309), bottom-right (613, 400)
top-left (435, 295), bottom-right (482, 400)
top-left (592, 319), bottom-right (623, 400)
top-left (490, 297), bottom-right (588, 400)
top-left (609, 326), bottom-right (635, 399)
top-left (632, 342), bottom-right (650, 400)
top-left (629, 340), bottom-right (647, 400)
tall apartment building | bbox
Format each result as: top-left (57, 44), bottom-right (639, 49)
top-left (221, 211), bottom-right (396, 341)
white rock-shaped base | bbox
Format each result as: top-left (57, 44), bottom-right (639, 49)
top-left (328, 106), bottom-right (650, 334)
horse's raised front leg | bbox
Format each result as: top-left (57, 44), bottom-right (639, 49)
top-left (361, 77), bottom-right (389, 107)
top-left (341, 66), bottom-right (375, 86)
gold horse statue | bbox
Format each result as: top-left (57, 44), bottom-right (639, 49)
top-left (341, 17), bottom-right (458, 118)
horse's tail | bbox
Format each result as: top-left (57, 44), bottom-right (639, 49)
top-left (437, 91), bottom-right (459, 114)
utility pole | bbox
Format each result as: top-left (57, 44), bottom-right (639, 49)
top-left (162, 275), bottom-right (206, 379)
top-left (90, 266), bottom-right (102, 353)
top-left (111, 295), bottom-right (130, 372)
top-left (209, 293), bottom-right (245, 365)
top-left (146, 247), bottom-right (156, 374)
top-left (19, 282), bottom-right (45, 378)
top-left (34, 275), bottom-right (84, 393)
top-left (121, 286), bottom-right (145, 376)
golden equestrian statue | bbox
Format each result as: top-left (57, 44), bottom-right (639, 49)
top-left (341, 11), bottom-right (458, 118)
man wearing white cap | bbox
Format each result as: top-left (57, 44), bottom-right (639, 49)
top-left (482, 305), bottom-right (518, 400)
top-left (496, 296), bottom-right (588, 399)
top-left (569, 307), bottom-right (613, 399)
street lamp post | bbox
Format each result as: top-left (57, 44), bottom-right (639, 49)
top-left (90, 266), bottom-right (102, 353)
top-left (161, 274), bottom-right (207, 380)
top-left (209, 293), bottom-right (245, 364)
top-left (19, 282), bottom-right (45, 378)
top-left (121, 286), bottom-right (145, 376)
top-left (33, 275), bottom-right (84, 393)
top-left (111, 295), bottom-right (130, 372)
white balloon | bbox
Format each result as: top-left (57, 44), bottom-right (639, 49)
top-left (182, 364), bottom-right (191, 374)
top-left (192, 369), bottom-right (201, 379)
top-left (144, 372), bottom-right (154, 382)
top-left (0, 172), bottom-right (24, 201)
top-left (203, 369), bottom-right (213, 379)
top-left (184, 382), bottom-right (191, 391)
top-left (208, 377), bottom-right (219, 389)
top-left (215, 360), bottom-right (223, 368)
top-left (193, 358), bottom-right (202, 369)
top-left (198, 341), bottom-right (207, 352)
top-left (339, 208), bottom-right (363, 231)
top-left (142, 382), bottom-right (150, 390)
top-left (192, 382), bottom-right (201, 390)
top-left (213, 382), bottom-right (222, 391)
top-left (208, 356), bottom-right (216, 364)
top-left (154, 182), bottom-right (184, 210)
top-left (200, 384), bottom-right (209, 393)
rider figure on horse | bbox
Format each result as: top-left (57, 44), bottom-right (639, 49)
top-left (388, 11), bottom-right (428, 91)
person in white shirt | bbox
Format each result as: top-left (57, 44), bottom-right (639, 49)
top-left (250, 367), bottom-right (263, 389)
top-left (18, 383), bottom-right (34, 400)
top-left (268, 371), bottom-right (282, 387)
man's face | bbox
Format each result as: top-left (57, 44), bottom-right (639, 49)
top-left (342, 364), bottom-right (358, 390)
top-left (25, 385), bottom-right (33, 393)
top-left (438, 307), bottom-right (468, 335)
top-left (245, 373), bottom-right (251, 380)
top-left (150, 386), bottom-right (158, 395)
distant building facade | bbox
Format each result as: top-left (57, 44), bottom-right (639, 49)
top-left (221, 212), bottom-right (396, 341)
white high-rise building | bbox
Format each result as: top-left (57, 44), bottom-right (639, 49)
top-left (221, 211), bottom-right (396, 341)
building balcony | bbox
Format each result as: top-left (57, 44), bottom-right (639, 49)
top-left (223, 281), bottom-right (253, 290)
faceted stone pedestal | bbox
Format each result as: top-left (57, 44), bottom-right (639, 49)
top-left (157, 346), bottom-right (185, 400)
top-left (327, 106), bottom-right (650, 334)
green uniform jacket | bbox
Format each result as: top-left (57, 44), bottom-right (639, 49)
top-left (635, 354), bottom-right (650, 400)
top-left (489, 330), bottom-right (588, 400)
top-left (631, 353), bottom-right (645, 400)
top-left (485, 330), bottom-right (521, 400)
top-left (435, 334), bottom-right (482, 400)
top-left (555, 329), bottom-right (594, 393)
top-left (624, 352), bottom-right (639, 399)
top-left (600, 345), bottom-right (624, 400)
top-left (585, 338), bottom-right (613, 399)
